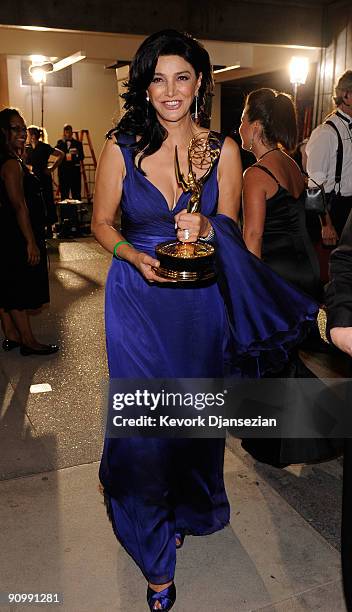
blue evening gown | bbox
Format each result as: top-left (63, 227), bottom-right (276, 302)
top-left (99, 133), bottom-right (317, 584)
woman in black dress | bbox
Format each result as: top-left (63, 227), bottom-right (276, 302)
top-left (238, 88), bottom-right (339, 466)
top-left (25, 126), bottom-right (64, 237)
top-left (0, 108), bottom-right (58, 355)
top-left (240, 88), bottom-right (321, 301)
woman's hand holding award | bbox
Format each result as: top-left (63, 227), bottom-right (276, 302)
top-left (155, 132), bottom-right (221, 282)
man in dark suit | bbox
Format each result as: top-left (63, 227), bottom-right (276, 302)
top-left (56, 124), bottom-right (84, 200)
top-left (325, 210), bottom-right (352, 611)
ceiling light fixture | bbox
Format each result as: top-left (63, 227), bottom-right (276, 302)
top-left (52, 51), bottom-right (86, 72)
top-left (213, 63), bottom-right (240, 74)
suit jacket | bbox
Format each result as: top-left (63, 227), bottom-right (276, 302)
top-left (325, 210), bottom-right (352, 335)
top-left (56, 138), bottom-right (84, 166)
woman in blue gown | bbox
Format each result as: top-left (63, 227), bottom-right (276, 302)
top-left (92, 30), bottom-right (317, 611)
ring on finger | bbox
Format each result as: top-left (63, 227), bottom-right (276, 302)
top-left (183, 228), bottom-right (190, 240)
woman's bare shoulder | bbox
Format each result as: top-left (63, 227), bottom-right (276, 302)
top-left (218, 136), bottom-right (241, 166)
top-left (243, 164), bottom-right (266, 180)
top-left (98, 138), bottom-right (126, 178)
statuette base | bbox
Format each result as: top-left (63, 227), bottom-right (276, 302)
top-left (154, 240), bottom-right (216, 282)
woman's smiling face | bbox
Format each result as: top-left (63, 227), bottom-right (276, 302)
top-left (4, 114), bottom-right (27, 153)
top-left (147, 55), bottom-right (201, 124)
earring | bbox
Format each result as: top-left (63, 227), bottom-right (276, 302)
top-left (194, 94), bottom-right (199, 121)
top-left (146, 93), bottom-right (150, 103)
top-left (249, 133), bottom-right (254, 151)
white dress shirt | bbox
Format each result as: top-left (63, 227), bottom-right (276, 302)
top-left (306, 109), bottom-right (352, 196)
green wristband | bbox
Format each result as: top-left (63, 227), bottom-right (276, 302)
top-left (113, 240), bottom-right (132, 259)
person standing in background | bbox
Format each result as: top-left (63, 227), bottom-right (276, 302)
top-left (56, 124), bottom-right (84, 200)
top-left (238, 87), bottom-right (340, 467)
top-left (0, 108), bottom-right (58, 356)
top-left (25, 125), bottom-right (64, 237)
top-left (306, 70), bottom-right (352, 244)
top-left (240, 88), bottom-right (322, 302)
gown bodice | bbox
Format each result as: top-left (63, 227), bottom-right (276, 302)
top-left (263, 186), bottom-right (313, 259)
top-left (264, 186), bottom-right (306, 239)
top-left (116, 132), bottom-right (221, 254)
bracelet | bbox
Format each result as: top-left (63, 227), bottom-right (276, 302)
top-left (199, 225), bottom-right (215, 242)
top-left (113, 240), bottom-right (132, 259)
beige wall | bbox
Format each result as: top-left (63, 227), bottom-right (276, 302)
top-left (214, 45), bottom-right (320, 84)
top-left (211, 84), bottom-right (221, 133)
top-left (7, 57), bottom-right (118, 156)
top-left (0, 26), bottom-right (142, 65)
top-left (0, 54), bottom-right (9, 108)
top-left (314, 19), bottom-right (352, 126)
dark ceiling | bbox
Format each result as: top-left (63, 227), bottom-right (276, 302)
top-left (0, 0), bottom-right (330, 47)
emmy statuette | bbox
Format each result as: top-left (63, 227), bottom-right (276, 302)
top-left (154, 132), bottom-right (221, 282)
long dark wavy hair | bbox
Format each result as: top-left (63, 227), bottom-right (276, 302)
top-left (112, 29), bottom-right (214, 170)
top-left (245, 88), bottom-right (298, 153)
top-left (0, 107), bottom-right (24, 162)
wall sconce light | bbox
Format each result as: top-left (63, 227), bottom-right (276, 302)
top-left (289, 56), bottom-right (309, 104)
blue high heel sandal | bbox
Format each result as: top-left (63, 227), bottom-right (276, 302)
top-left (147, 582), bottom-right (176, 611)
top-left (175, 532), bottom-right (185, 549)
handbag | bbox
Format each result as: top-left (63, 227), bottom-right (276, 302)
top-left (304, 177), bottom-right (326, 214)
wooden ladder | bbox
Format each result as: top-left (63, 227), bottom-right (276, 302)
top-left (73, 129), bottom-right (97, 202)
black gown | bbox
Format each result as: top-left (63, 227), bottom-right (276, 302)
top-left (242, 164), bottom-right (341, 465)
top-left (25, 142), bottom-right (57, 225)
top-left (0, 155), bottom-right (49, 310)
top-left (258, 165), bottom-right (322, 301)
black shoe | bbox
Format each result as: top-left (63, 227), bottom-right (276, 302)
top-left (20, 344), bottom-right (59, 356)
top-left (2, 339), bottom-right (21, 351)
